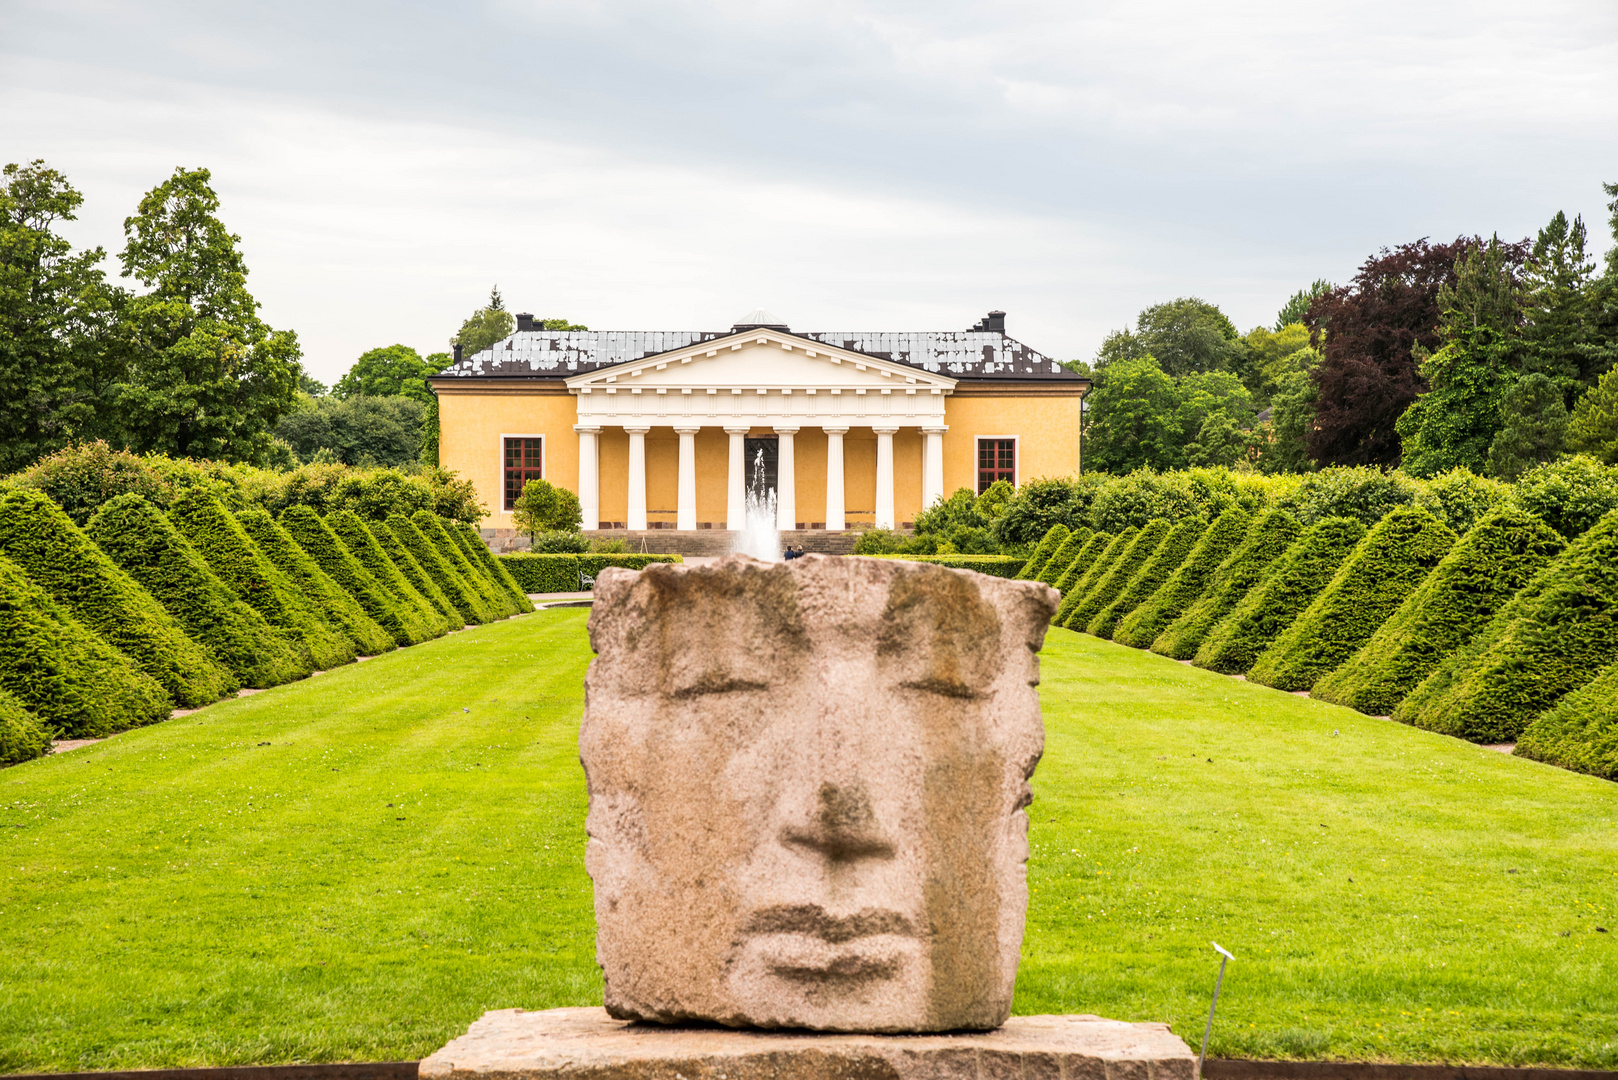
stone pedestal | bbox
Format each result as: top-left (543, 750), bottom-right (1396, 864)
top-left (421, 1007), bottom-right (1194, 1080)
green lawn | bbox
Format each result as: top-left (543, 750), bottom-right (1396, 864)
top-left (2, 613), bottom-right (1615, 1072)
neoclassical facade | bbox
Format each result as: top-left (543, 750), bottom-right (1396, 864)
top-left (431, 311), bottom-right (1088, 532)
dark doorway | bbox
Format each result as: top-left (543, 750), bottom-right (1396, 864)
top-left (744, 436), bottom-right (778, 505)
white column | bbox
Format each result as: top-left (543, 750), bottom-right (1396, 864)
top-left (725, 427), bottom-right (748, 530)
top-left (775, 427), bottom-right (798, 532)
top-left (874, 426), bottom-right (897, 529)
top-left (921, 426), bottom-right (947, 512)
top-left (675, 426), bottom-right (699, 531)
top-left (574, 425), bottom-right (600, 530)
top-left (823, 426), bottom-right (847, 532)
top-left (625, 426), bottom-right (649, 531)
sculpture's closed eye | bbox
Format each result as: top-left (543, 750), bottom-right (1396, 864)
top-left (671, 674), bottom-right (770, 699)
top-left (899, 677), bottom-right (984, 701)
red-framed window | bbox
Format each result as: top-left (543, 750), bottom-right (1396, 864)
top-left (503, 437), bottom-right (544, 510)
top-left (977, 438), bottom-right (1015, 493)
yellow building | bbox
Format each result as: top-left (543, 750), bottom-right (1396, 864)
top-left (430, 310), bottom-right (1088, 540)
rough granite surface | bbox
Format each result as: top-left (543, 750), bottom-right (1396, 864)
top-left (421, 1007), bottom-right (1195, 1080)
top-left (582, 554), bottom-right (1060, 1033)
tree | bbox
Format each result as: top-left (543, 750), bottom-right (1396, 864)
top-left (1081, 356), bottom-right (1182, 472)
top-left (1096, 297), bottom-right (1246, 378)
top-left (1175, 371), bottom-right (1255, 468)
top-left (510, 477), bottom-right (582, 541)
top-left (453, 286), bottom-right (516, 357)
top-left (1275, 280), bottom-right (1333, 331)
top-left (333, 344), bottom-right (435, 404)
top-left (1567, 366), bottom-right (1618, 463)
top-left (110, 167), bottom-right (301, 464)
top-left (1306, 238), bottom-right (1488, 467)
top-left (1487, 372), bottom-right (1570, 480)
top-left (1519, 210), bottom-right (1609, 389)
top-left (274, 395), bottom-right (426, 466)
top-left (0, 161), bottom-right (113, 472)
top-left (1242, 322), bottom-right (1312, 404)
top-left (1259, 355), bottom-right (1320, 474)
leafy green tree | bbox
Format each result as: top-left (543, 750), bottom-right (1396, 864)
top-left (511, 477), bottom-right (583, 542)
top-left (110, 167), bottom-right (301, 464)
top-left (1487, 372), bottom-right (1570, 479)
top-left (1082, 356), bottom-right (1181, 472)
top-left (453, 286), bottom-right (516, 357)
top-left (275, 395), bottom-right (425, 467)
top-left (333, 344), bottom-right (434, 404)
top-left (1176, 371), bottom-right (1255, 468)
top-left (0, 161), bottom-right (114, 472)
top-left (1096, 297), bottom-right (1246, 378)
top-left (1274, 280), bottom-right (1333, 331)
top-left (1258, 351), bottom-right (1320, 474)
top-left (1567, 366), bottom-right (1618, 463)
top-left (1519, 210), bottom-right (1609, 389)
top-left (1243, 322), bottom-right (1312, 404)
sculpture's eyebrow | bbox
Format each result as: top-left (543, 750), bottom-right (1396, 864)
top-left (669, 674), bottom-right (770, 699)
top-left (898, 676), bottom-right (984, 701)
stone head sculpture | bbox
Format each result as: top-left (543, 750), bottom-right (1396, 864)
top-left (581, 554), bottom-right (1059, 1033)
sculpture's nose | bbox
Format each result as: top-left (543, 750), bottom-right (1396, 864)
top-left (780, 781), bottom-right (895, 863)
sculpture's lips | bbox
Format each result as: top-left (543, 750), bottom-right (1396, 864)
top-left (742, 904), bottom-right (915, 943)
top-left (742, 905), bottom-right (916, 984)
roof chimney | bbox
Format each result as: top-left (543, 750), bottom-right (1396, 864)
top-left (515, 312), bottom-right (535, 332)
top-left (971, 310), bottom-right (1007, 333)
top-left (453, 343), bottom-right (463, 363)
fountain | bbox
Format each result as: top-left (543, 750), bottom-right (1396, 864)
top-left (731, 447), bottom-right (780, 561)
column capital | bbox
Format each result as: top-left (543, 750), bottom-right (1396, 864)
top-left (872, 425), bottom-right (901, 435)
top-left (573, 424), bottom-right (602, 434)
top-left (673, 425), bottom-right (702, 435)
top-left (821, 426), bottom-right (849, 436)
top-left (920, 425), bottom-right (948, 434)
top-left (723, 426), bottom-right (751, 436)
top-left (773, 426), bottom-right (800, 436)
top-left (622, 425), bottom-right (651, 435)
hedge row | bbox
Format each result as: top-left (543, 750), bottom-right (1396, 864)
top-left (417, 511), bottom-right (518, 619)
top-left (240, 510), bottom-right (397, 658)
top-left (1035, 529), bottom-right (1092, 588)
top-left (1151, 510), bottom-right (1302, 660)
top-left (1053, 529), bottom-right (1136, 627)
top-left (451, 522), bottom-right (534, 611)
top-left (280, 506), bottom-right (433, 647)
top-left (385, 514), bottom-right (492, 624)
top-left (1312, 506), bottom-right (1565, 715)
top-left (1114, 508), bottom-right (1250, 649)
top-left (1193, 517), bottom-right (1367, 675)
top-left (329, 510), bottom-right (457, 634)
top-left (1516, 661), bottom-right (1618, 780)
top-left (1093, 516), bottom-right (1206, 641)
top-left (1065, 521), bottom-right (1169, 631)
top-left (1052, 533), bottom-right (1113, 599)
top-left (88, 496), bottom-right (309, 688)
top-left (1394, 508), bottom-right (1618, 743)
top-left (1016, 525), bottom-right (1070, 580)
top-left (0, 552), bottom-right (170, 738)
top-left (499, 553), bottom-right (684, 594)
top-left (1248, 507), bottom-right (1457, 693)
top-left (0, 490), bottom-right (236, 708)
top-left (0, 689), bottom-right (52, 766)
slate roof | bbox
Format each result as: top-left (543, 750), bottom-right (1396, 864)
top-left (433, 328), bottom-right (1083, 383)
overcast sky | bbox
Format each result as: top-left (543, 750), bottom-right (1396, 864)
top-left (3, 0), bottom-right (1616, 384)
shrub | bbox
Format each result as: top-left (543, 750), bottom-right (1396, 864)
top-left (1248, 507), bottom-right (1456, 692)
top-left (993, 476), bottom-right (1106, 548)
top-left (1054, 529), bottom-right (1136, 628)
top-left (448, 521), bottom-right (535, 611)
top-left (7, 441), bottom-right (173, 525)
top-left (278, 506), bottom-right (436, 647)
top-left (384, 514), bottom-right (493, 623)
top-left (1193, 517), bottom-right (1367, 675)
top-left (857, 554), bottom-right (1025, 578)
top-left (413, 511), bottom-right (518, 618)
top-left (511, 478), bottom-right (583, 540)
top-left (1016, 525), bottom-right (1070, 580)
top-left (1392, 508), bottom-right (1618, 743)
top-left (1036, 528), bottom-right (1093, 587)
top-left (1275, 466), bottom-right (1420, 527)
top-left (269, 462), bottom-right (486, 524)
top-left (168, 490), bottom-right (356, 671)
top-left (530, 531), bottom-right (591, 553)
top-left (87, 496), bottom-right (309, 688)
top-left (1313, 506), bottom-right (1565, 715)
top-left (1515, 661), bottom-right (1618, 780)
top-left (1091, 516), bottom-right (1206, 639)
top-left (0, 689), bottom-right (53, 765)
top-left (1051, 533), bottom-right (1113, 599)
top-left (1151, 510), bottom-right (1303, 660)
top-left (1508, 455), bottom-right (1618, 539)
top-left (326, 510), bottom-right (455, 634)
top-left (1114, 508), bottom-right (1251, 649)
top-left (0, 553), bottom-right (171, 737)
top-left (0, 489), bottom-right (235, 707)
top-left (1413, 468), bottom-right (1510, 535)
top-left (238, 510), bottom-right (397, 657)
top-left (498, 553), bottom-right (682, 593)
top-left (1066, 520), bottom-right (1170, 633)
top-left (1089, 473), bottom-right (1205, 534)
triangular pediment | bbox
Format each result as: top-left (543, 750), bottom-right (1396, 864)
top-left (562, 329), bottom-right (957, 394)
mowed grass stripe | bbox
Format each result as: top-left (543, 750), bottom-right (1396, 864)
top-left (2, 615), bottom-right (1616, 1071)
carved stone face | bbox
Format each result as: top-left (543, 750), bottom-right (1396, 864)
top-left (581, 554), bottom-right (1057, 1033)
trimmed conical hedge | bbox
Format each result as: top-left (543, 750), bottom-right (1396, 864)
top-left (0, 688), bottom-right (53, 765)
top-left (279, 507), bottom-right (436, 647)
top-left (1312, 506), bottom-right (1565, 715)
top-left (239, 510), bottom-right (396, 657)
top-left (441, 517), bottom-right (532, 615)
top-left (1152, 510), bottom-right (1302, 660)
top-left (0, 489), bottom-right (234, 708)
top-left (169, 490), bottom-right (355, 671)
top-left (449, 521), bottom-right (535, 613)
top-left (1091, 516), bottom-right (1204, 640)
top-left (385, 514), bottom-right (492, 624)
top-left (1248, 507), bottom-right (1457, 692)
top-left (0, 553), bottom-right (170, 738)
top-left (87, 496), bottom-right (308, 688)
top-left (1114, 509), bottom-right (1251, 649)
top-left (1036, 529), bottom-right (1093, 588)
top-left (1017, 525), bottom-right (1070, 580)
top-left (326, 511), bottom-right (455, 634)
top-left (1051, 532), bottom-right (1113, 600)
top-left (414, 511), bottom-right (517, 618)
top-left (1392, 508), bottom-right (1618, 743)
top-left (1054, 529), bottom-right (1137, 628)
top-left (1515, 660), bottom-right (1618, 780)
top-left (1193, 517), bottom-right (1367, 676)
top-left (1067, 520), bottom-right (1170, 633)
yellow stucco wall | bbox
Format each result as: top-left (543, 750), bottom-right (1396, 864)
top-left (435, 381), bottom-right (1083, 528)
